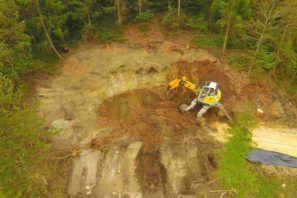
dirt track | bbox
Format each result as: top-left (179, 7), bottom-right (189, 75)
top-left (253, 127), bottom-right (297, 158)
top-left (37, 33), bottom-right (297, 197)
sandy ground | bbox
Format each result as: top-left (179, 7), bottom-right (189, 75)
top-left (252, 127), bottom-right (297, 158)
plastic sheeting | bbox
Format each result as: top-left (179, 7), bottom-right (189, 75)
top-left (247, 148), bottom-right (297, 168)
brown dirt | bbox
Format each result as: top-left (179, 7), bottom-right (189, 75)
top-left (92, 88), bottom-right (219, 197)
top-left (94, 89), bottom-right (204, 152)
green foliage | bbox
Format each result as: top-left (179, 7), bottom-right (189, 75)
top-left (97, 25), bottom-right (124, 43)
top-left (182, 16), bottom-right (200, 30)
top-left (81, 24), bottom-right (98, 42)
top-left (192, 34), bottom-right (224, 48)
top-left (135, 10), bottom-right (155, 23)
top-left (256, 50), bottom-right (276, 71)
top-left (228, 55), bottom-right (250, 71)
top-left (32, 50), bottom-right (59, 75)
top-left (162, 6), bottom-right (179, 29)
top-left (288, 58), bottom-right (297, 78)
top-left (0, 0), bottom-right (32, 79)
top-left (0, 75), bottom-right (52, 197)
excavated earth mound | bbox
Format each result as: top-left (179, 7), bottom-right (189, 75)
top-left (81, 88), bottom-right (218, 197)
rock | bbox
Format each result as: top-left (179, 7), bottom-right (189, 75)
top-left (269, 100), bottom-right (285, 118)
top-left (51, 119), bottom-right (70, 130)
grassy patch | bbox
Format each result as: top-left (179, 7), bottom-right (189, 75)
top-left (217, 110), bottom-right (297, 197)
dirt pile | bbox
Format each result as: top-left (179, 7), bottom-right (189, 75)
top-left (67, 88), bottom-right (219, 197)
top-left (93, 89), bottom-right (202, 150)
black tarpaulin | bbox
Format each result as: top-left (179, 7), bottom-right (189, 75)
top-left (247, 148), bottom-right (297, 168)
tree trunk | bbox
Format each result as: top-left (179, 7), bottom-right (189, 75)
top-left (116, 0), bottom-right (122, 26)
top-left (85, 0), bottom-right (91, 24)
top-left (222, 0), bottom-right (236, 54)
top-left (272, 24), bottom-right (289, 76)
top-left (138, 0), bottom-right (142, 15)
top-left (37, 1), bottom-right (62, 59)
top-left (177, 0), bottom-right (181, 27)
top-left (248, 23), bottom-right (267, 77)
top-left (222, 12), bottom-right (232, 54)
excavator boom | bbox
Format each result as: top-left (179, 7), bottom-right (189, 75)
top-left (167, 76), bottom-right (200, 93)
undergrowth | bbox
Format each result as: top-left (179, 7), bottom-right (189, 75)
top-left (135, 10), bottom-right (155, 23)
top-left (97, 25), bottom-right (124, 43)
top-left (0, 75), bottom-right (54, 197)
top-left (192, 34), bottom-right (224, 48)
top-left (217, 109), bottom-right (297, 197)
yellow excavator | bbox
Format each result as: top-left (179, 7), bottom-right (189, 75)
top-left (165, 76), bottom-right (232, 123)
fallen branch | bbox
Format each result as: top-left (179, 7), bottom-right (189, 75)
top-left (210, 189), bottom-right (236, 193)
top-left (208, 177), bottom-right (221, 185)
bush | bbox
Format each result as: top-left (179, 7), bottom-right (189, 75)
top-left (162, 6), bottom-right (179, 29)
top-left (97, 26), bottom-right (124, 43)
top-left (182, 16), bottom-right (200, 30)
top-left (256, 50), bottom-right (276, 71)
top-left (81, 24), bottom-right (98, 42)
top-left (288, 57), bottom-right (297, 78)
top-left (0, 75), bottom-right (52, 197)
top-left (192, 34), bottom-right (224, 48)
top-left (135, 10), bottom-right (155, 23)
top-left (228, 55), bottom-right (250, 71)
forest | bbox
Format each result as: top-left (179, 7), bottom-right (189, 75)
top-left (1, 0), bottom-right (297, 197)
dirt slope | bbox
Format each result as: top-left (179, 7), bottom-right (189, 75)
top-left (36, 31), bottom-right (297, 197)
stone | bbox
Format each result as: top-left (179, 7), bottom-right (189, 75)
top-left (51, 119), bottom-right (70, 130)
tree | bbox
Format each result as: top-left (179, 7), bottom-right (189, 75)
top-left (0, 74), bottom-right (52, 197)
top-left (222, 0), bottom-right (236, 54)
top-left (272, 1), bottom-right (297, 76)
top-left (247, 0), bottom-right (282, 77)
top-left (116, 0), bottom-right (122, 26)
top-left (210, 0), bottom-right (251, 53)
top-left (177, 0), bottom-right (181, 27)
top-left (36, 0), bottom-right (62, 59)
top-left (0, 0), bottom-right (32, 78)
top-left (138, 0), bottom-right (142, 14)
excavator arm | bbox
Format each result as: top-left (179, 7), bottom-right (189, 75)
top-left (165, 76), bottom-right (200, 99)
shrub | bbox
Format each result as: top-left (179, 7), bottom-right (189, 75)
top-left (228, 55), bottom-right (250, 71)
top-left (0, 75), bottom-right (52, 197)
top-left (135, 10), bottom-right (155, 23)
top-left (256, 50), bottom-right (276, 71)
top-left (192, 34), bottom-right (224, 48)
top-left (161, 6), bottom-right (178, 29)
top-left (97, 26), bottom-right (124, 43)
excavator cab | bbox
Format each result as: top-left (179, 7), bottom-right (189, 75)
top-left (197, 81), bottom-right (221, 106)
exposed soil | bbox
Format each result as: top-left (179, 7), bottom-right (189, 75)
top-left (35, 23), bottom-right (297, 197)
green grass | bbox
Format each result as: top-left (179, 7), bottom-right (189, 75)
top-left (217, 110), bottom-right (297, 197)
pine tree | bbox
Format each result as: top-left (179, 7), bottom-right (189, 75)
top-left (0, 0), bottom-right (32, 78)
